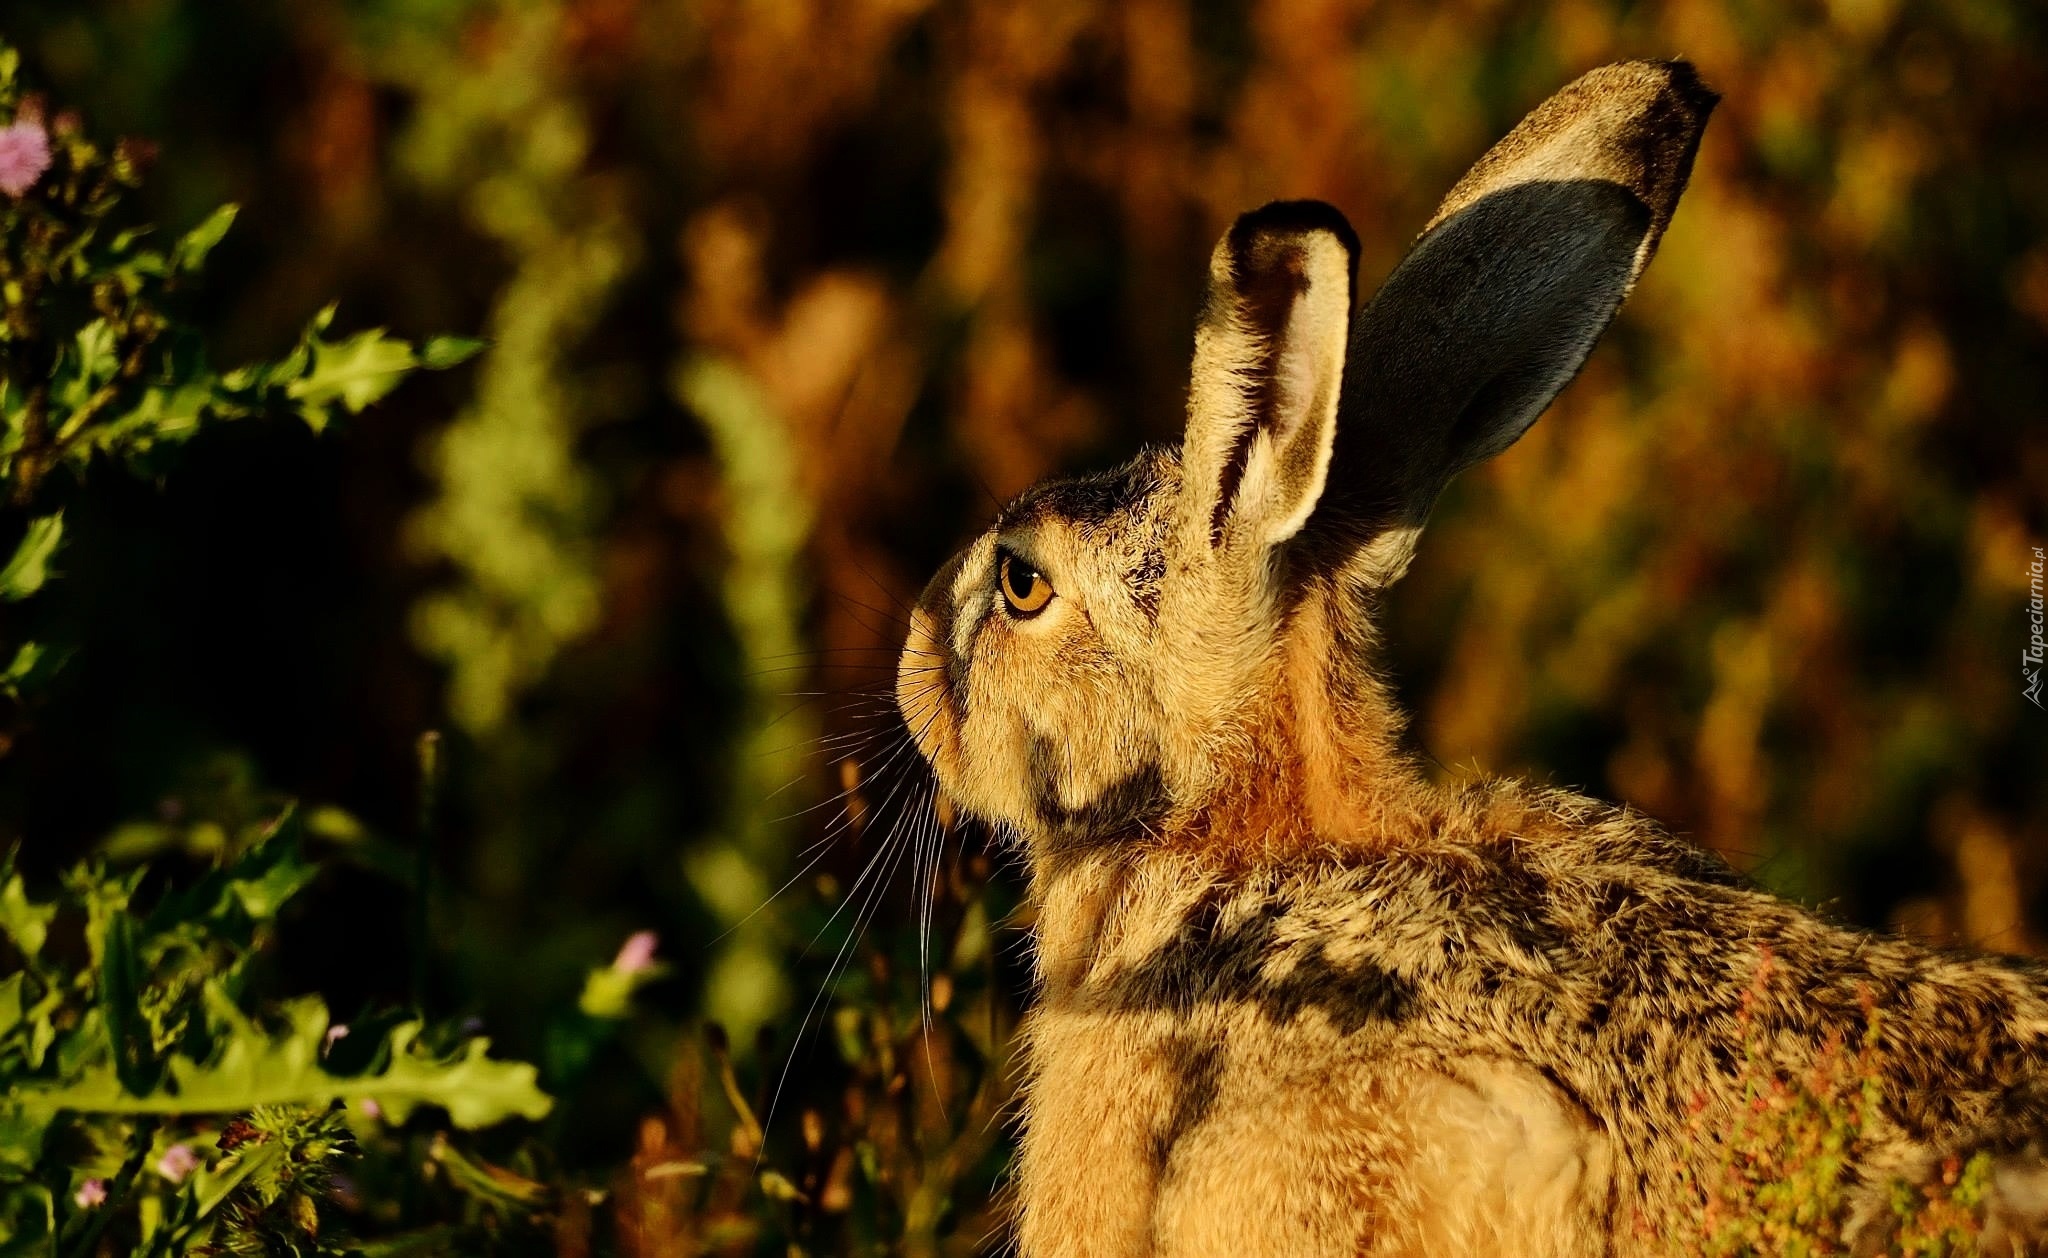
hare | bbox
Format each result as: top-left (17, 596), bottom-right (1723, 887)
top-left (894, 60), bottom-right (2048, 1256)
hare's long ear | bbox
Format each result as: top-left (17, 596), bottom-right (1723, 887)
top-left (1323, 59), bottom-right (1717, 581)
top-left (1179, 200), bottom-right (1360, 556)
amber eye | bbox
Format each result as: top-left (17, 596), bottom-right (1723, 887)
top-left (998, 550), bottom-right (1054, 616)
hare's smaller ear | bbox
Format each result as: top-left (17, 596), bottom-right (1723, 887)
top-left (1179, 200), bottom-right (1360, 554)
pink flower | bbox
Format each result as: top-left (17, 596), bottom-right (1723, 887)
top-left (612, 930), bottom-right (659, 975)
top-left (73, 1178), bottom-right (106, 1209)
top-left (0, 117), bottom-right (50, 199)
top-left (323, 1024), bottom-right (350, 1055)
top-left (156, 1144), bottom-right (200, 1183)
top-left (359, 1098), bottom-right (382, 1120)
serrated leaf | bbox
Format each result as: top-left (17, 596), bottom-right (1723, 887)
top-left (0, 515), bottom-right (63, 601)
top-left (371, 1023), bottom-right (553, 1128)
top-left (10, 1008), bottom-right (552, 1130)
top-left (169, 205), bottom-right (237, 275)
top-left (285, 327), bottom-right (422, 430)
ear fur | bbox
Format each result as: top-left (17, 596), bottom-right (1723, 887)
top-left (1322, 59), bottom-right (1718, 579)
top-left (1179, 200), bottom-right (1360, 556)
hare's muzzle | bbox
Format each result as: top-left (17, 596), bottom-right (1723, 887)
top-left (897, 602), bottom-right (963, 784)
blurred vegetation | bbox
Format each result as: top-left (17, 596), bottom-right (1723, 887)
top-left (0, 0), bottom-right (2041, 1252)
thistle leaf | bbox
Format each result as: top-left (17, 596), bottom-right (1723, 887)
top-left (10, 1006), bottom-right (552, 1130)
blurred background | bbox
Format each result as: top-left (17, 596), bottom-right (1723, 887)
top-left (1, 0), bottom-right (2044, 1225)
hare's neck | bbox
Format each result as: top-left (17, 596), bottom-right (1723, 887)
top-left (1172, 581), bottom-right (1427, 862)
top-left (1027, 844), bottom-right (1216, 996)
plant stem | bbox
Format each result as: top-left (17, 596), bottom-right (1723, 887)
top-left (413, 729), bottom-right (444, 1013)
top-left (63, 1115), bottom-right (159, 1258)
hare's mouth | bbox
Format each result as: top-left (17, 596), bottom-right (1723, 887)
top-left (896, 606), bottom-right (964, 786)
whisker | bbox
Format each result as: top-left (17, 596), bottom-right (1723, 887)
top-left (843, 550), bottom-right (921, 620)
top-left (828, 589), bottom-right (915, 637)
top-left (742, 646), bottom-right (893, 668)
top-left (713, 756), bottom-right (891, 945)
top-left (915, 790), bottom-right (953, 1124)
top-left (749, 694), bottom-right (901, 759)
top-left (761, 775), bottom-right (922, 1153)
top-left (739, 660), bottom-right (900, 682)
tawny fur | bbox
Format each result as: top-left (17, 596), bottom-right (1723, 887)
top-left (896, 59), bottom-right (2048, 1256)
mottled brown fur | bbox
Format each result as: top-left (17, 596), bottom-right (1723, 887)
top-left (896, 59), bottom-right (2048, 1255)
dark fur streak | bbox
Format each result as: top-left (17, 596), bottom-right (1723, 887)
top-left (1150, 1038), bottom-right (1223, 1178)
top-left (1026, 735), bottom-right (1166, 855)
top-left (1105, 887), bottom-right (1416, 1034)
top-left (1005, 457), bottom-right (1154, 530)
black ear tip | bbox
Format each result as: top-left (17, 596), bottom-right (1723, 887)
top-left (1229, 199), bottom-right (1361, 266)
top-left (1650, 58), bottom-right (1722, 116)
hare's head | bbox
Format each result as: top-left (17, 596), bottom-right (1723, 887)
top-left (898, 61), bottom-right (1715, 861)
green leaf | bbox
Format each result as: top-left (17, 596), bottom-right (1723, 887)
top-left (169, 205), bottom-right (238, 275)
top-left (420, 336), bottom-right (485, 370)
top-left (190, 1137), bottom-right (284, 1220)
top-left (225, 854), bottom-right (317, 922)
top-left (285, 326), bottom-right (422, 431)
top-left (368, 1023), bottom-right (554, 1128)
top-left (0, 867), bottom-right (55, 962)
top-left (0, 973), bottom-right (20, 1041)
top-left (349, 1225), bottom-right (470, 1257)
top-left (99, 912), bottom-right (158, 1096)
top-left (0, 1105), bottom-right (52, 1178)
top-left (23, 1002), bottom-right (56, 1070)
top-left (0, 1181), bottom-right (55, 1255)
top-left (0, 642), bottom-right (50, 699)
top-left (88, 381), bottom-right (215, 458)
top-left (429, 1138), bottom-right (551, 1210)
top-left (577, 960), bottom-right (665, 1020)
top-left (51, 323), bottom-right (119, 417)
top-left (146, 816), bottom-right (318, 932)
top-left (0, 515), bottom-right (63, 601)
top-left (73, 864), bottom-right (139, 970)
top-left (10, 1006), bottom-right (552, 1130)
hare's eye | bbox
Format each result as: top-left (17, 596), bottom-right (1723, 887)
top-left (998, 551), bottom-right (1054, 617)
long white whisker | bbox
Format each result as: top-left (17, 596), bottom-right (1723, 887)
top-left (760, 782), bottom-right (919, 1156)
